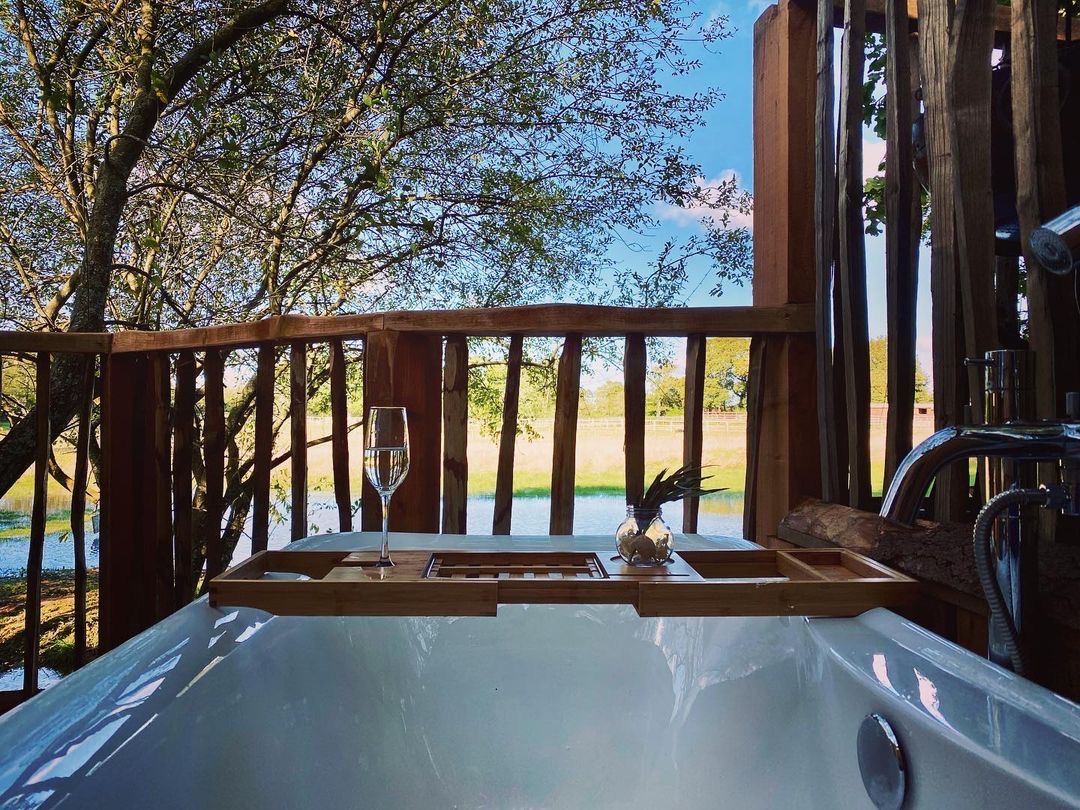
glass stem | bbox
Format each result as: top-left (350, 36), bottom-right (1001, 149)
top-left (379, 493), bottom-right (392, 564)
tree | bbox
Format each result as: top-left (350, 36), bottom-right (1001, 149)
top-left (703, 337), bottom-right (750, 411)
top-left (0, 0), bottom-right (750, 513)
top-left (869, 336), bottom-right (932, 403)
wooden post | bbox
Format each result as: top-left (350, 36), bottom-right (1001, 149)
top-left (23, 353), bottom-right (49, 693)
top-left (329, 339), bottom-right (353, 532)
top-left (251, 344), bottom-right (276, 553)
top-left (71, 356), bottom-right (94, 665)
top-left (202, 350), bottom-right (227, 583)
top-left (550, 334), bottom-right (582, 535)
top-left (290, 342), bottom-right (308, 541)
top-left (442, 335), bottom-right (469, 534)
top-left (493, 336), bottom-right (523, 535)
top-left (362, 331), bottom-right (442, 533)
top-left (100, 353), bottom-right (162, 650)
top-left (173, 351), bottom-right (195, 608)
top-left (623, 334), bottom-right (647, 507)
top-left (751, 0), bottom-right (823, 543)
top-left (682, 335), bottom-right (706, 533)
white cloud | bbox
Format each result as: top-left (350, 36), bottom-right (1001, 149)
top-left (656, 170), bottom-right (754, 230)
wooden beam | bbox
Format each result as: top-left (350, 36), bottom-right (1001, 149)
top-left (623, 335), bottom-right (646, 508)
top-left (251, 345), bottom-right (276, 553)
top-left (549, 334), bottom-right (582, 535)
top-left (838, 0), bottom-right (872, 511)
top-left (919, 0), bottom-right (969, 521)
top-left (1013, 0), bottom-right (1077, 417)
top-left (492, 336), bottom-right (523, 535)
top-left (825, 0), bottom-right (1074, 37)
top-left (23, 352), bottom-right (49, 693)
top-left (883, 10), bottom-right (920, 490)
top-left (202, 350), bottom-right (227, 583)
top-left (70, 356), bottom-right (94, 666)
top-left (290, 342), bottom-right (308, 542)
top-left (682, 335), bottom-right (706, 533)
top-left (743, 337), bottom-right (768, 541)
top-left (441, 335), bottom-right (469, 534)
top-left (361, 331), bottom-right (442, 533)
top-left (950, 0), bottom-right (997, 424)
top-left (814, 0), bottom-right (841, 504)
top-left (752, 0), bottom-right (823, 542)
top-left (106, 305), bottom-right (814, 354)
top-left (150, 353), bottom-right (172, 622)
top-left (0, 331), bottom-right (111, 353)
top-left (173, 351), bottom-right (196, 608)
top-left (329, 339), bottom-right (352, 533)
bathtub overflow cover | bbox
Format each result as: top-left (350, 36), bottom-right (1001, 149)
top-left (857, 713), bottom-right (906, 810)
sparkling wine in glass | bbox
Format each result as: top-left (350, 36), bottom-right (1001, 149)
top-left (364, 407), bottom-right (410, 567)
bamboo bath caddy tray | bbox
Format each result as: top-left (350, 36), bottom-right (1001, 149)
top-left (208, 548), bottom-right (917, 618)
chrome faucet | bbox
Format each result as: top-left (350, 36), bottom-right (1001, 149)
top-left (879, 421), bottom-right (1080, 524)
top-left (879, 349), bottom-right (1080, 675)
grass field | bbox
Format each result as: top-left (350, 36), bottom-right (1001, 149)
top-left (1, 414), bottom-right (936, 513)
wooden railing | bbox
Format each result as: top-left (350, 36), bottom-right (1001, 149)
top-left (0, 301), bottom-right (813, 703)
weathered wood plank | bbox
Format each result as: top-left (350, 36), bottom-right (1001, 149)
top-left (202, 350), bottom-right (227, 584)
top-left (682, 335), bottom-right (706, 532)
top-left (743, 337), bottom-right (768, 542)
top-left (623, 334), bottom-right (646, 508)
top-left (70, 356), bottom-right (94, 666)
top-left (23, 353), bottom-right (50, 693)
top-left (107, 305), bottom-right (814, 354)
top-left (950, 0), bottom-right (997, 424)
top-left (751, 0), bottom-right (823, 542)
top-left (329, 339), bottom-right (352, 533)
top-left (173, 351), bottom-right (196, 608)
top-left (1012, 0), bottom-right (1076, 417)
top-left (918, 0), bottom-right (968, 520)
top-left (815, 0), bottom-right (840, 504)
top-left (290, 342), bottom-right (307, 542)
top-left (150, 352), bottom-right (172, 621)
top-left (493, 336), bottom-right (523, 535)
top-left (883, 6), bottom-right (920, 490)
top-left (252, 345), bottom-right (276, 553)
top-left (0, 331), bottom-right (111, 353)
top-left (549, 334), bottom-right (582, 535)
top-left (837, 0), bottom-right (871, 511)
top-left (442, 335), bottom-right (469, 534)
top-left (361, 331), bottom-right (442, 533)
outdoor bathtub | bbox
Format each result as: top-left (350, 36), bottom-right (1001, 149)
top-left (0, 533), bottom-right (1078, 809)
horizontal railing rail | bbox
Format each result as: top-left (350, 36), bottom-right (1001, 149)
top-left (0, 302), bottom-right (809, 705)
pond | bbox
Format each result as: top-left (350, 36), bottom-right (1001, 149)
top-left (0, 493), bottom-right (744, 576)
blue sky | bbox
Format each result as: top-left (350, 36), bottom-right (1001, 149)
top-left (604, 0), bottom-right (935, 378)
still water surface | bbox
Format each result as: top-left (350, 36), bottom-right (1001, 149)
top-left (0, 494), bottom-right (743, 576)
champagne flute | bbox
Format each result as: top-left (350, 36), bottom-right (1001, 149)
top-left (364, 407), bottom-right (410, 567)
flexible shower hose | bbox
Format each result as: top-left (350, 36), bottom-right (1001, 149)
top-left (972, 487), bottom-right (1054, 677)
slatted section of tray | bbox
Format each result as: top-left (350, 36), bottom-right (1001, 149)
top-left (425, 552), bottom-right (605, 580)
top-left (636, 549), bottom-right (919, 617)
top-left (208, 548), bottom-right (917, 617)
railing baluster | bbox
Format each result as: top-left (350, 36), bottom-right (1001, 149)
top-left (290, 342), bottom-right (307, 542)
top-left (743, 337), bottom-right (769, 542)
top-left (549, 334), bottom-right (582, 535)
top-left (682, 335), bottom-right (706, 533)
top-left (71, 355), bottom-right (94, 666)
top-left (623, 334), bottom-right (646, 506)
top-left (23, 352), bottom-right (49, 694)
top-left (493, 336), bottom-right (523, 535)
top-left (329, 339), bottom-right (352, 532)
top-left (252, 344), bottom-right (275, 553)
top-left (151, 353), bottom-right (172, 621)
top-left (203, 349), bottom-right (227, 583)
top-left (442, 335), bottom-right (469, 534)
top-left (173, 351), bottom-right (196, 607)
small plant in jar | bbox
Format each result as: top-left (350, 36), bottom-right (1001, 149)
top-left (616, 465), bottom-right (724, 566)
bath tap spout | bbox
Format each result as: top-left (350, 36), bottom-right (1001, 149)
top-left (880, 422), bottom-right (1080, 525)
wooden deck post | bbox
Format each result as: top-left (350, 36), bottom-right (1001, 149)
top-left (99, 353), bottom-right (167, 650)
top-left (362, 331), bottom-right (442, 533)
top-left (751, 0), bottom-right (823, 543)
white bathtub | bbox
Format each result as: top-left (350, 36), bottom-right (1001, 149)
top-left (1, 533), bottom-right (1078, 809)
